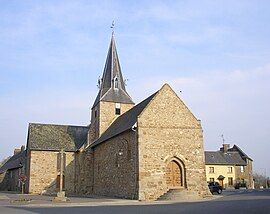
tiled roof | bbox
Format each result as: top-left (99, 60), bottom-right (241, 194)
top-left (91, 91), bottom-right (158, 148)
top-left (27, 123), bottom-right (89, 152)
top-left (205, 150), bottom-right (247, 165)
top-left (0, 151), bottom-right (26, 173)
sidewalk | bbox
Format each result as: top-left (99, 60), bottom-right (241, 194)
top-left (0, 191), bottom-right (221, 208)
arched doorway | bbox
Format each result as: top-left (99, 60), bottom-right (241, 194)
top-left (165, 160), bottom-right (184, 188)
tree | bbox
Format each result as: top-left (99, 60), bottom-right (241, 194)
top-left (253, 172), bottom-right (269, 189)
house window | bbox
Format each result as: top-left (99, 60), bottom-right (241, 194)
top-left (94, 109), bottom-right (97, 118)
top-left (209, 167), bottom-right (214, 173)
top-left (228, 177), bottom-right (233, 186)
top-left (228, 167), bottom-right (233, 173)
top-left (115, 103), bottom-right (121, 115)
top-left (240, 166), bottom-right (245, 173)
top-left (210, 178), bottom-right (215, 182)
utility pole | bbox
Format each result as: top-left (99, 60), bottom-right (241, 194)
top-left (265, 169), bottom-right (268, 189)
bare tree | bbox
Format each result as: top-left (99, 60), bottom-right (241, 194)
top-left (253, 172), bottom-right (269, 189)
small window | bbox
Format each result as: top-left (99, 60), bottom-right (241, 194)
top-left (115, 108), bottom-right (121, 115)
top-left (228, 177), bottom-right (233, 186)
top-left (240, 166), bottom-right (245, 173)
top-left (115, 103), bottom-right (121, 115)
top-left (210, 178), bottom-right (214, 182)
top-left (209, 167), bottom-right (214, 173)
top-left (94, 110), bottom-right (97, 118)
top-left (228, 167), bottom-right (233, 173)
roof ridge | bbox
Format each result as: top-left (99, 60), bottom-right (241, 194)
top-left (28, 124), bottom-right (89, 152)
top-left (29, 122), bottom-right (88, 128)
top-left (90, 90), bottom-right (158, 148)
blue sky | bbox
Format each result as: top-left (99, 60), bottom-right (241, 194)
top-left (0, 0), bottom-right (270, 175)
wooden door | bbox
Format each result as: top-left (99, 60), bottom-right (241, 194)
top-left (165, 161), bottom-right (182, 188)
top-left (220, 180), bottom-right (224, 189)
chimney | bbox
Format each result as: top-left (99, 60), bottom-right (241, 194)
top-left (220, 144), bottom-right (230, 153)
top-left (14, 148), bottom-right (21, 155)
top-left (21, 145), bottom-right (25, 152)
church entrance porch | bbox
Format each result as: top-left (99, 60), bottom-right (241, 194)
top-left (165, 160), bottom-right (184, 189)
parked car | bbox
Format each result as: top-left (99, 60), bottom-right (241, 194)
top-left (234, 182), bottom-right (247, 189)
top-left (208, 182), bottom-right (222, 194)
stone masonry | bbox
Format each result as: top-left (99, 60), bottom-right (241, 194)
top-left (137, 84), bottom-right (210, 200)
top-left (8, 34), bottom-right (212, 201)
top-left (27, 150), bottom-right (75, 195)
top-left (91, 131), bottom-right (138, 199)
top-left (89, 101), bottom-right (134, 143)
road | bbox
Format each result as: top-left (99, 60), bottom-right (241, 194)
top-left (0, 189), bottom-right (270, 214)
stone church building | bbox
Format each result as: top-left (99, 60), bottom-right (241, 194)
top-left (2, 35), bottom-right (211, 200)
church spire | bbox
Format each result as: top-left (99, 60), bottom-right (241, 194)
top-left (92, 34), bottom-right (134, 108)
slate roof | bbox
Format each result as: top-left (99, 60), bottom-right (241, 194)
top-left (92, 35), bottom-right (134, 108)
top-left (228, 145), bottom-right (253, 161)
top-left (0, 150), bottom-right (26, 174)
top-left (91, 91), bottom-right (158, 148)
top-left (27, 123), bottom-right (89, 152)
top-left (205, 149), bottom-right (247, 166)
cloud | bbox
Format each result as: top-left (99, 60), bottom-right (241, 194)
top-left (1, 0), bottom-right (270, 177)
top-left (129, 64), bottom-right (270, 175)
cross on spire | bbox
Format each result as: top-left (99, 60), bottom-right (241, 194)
top-left (111, 21), bottom-right (115, 35)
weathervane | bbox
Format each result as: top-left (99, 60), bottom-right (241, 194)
top-left (111, 20), bottom-right (115, 35)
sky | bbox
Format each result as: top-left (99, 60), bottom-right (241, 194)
top-left (0, 0), bottom-right (270, 176)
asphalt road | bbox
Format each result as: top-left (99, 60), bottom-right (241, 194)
top-left (1, 189), bottom-right (270, 214)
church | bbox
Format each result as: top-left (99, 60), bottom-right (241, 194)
top-left (2, 34), bottom-right (211, 201)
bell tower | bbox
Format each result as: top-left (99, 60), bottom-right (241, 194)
top-left (89, 34), bottom-right (134, 143)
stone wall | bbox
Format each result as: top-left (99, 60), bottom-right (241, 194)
top-left (0, 169), bottom-right (23, 192)
top-left (235, 159), bottom-right (253, 188)
top-left (28, 150), bottom-right (76, 195)
top-left (74, 150), bottom-right (94, 195)
top-left (88, 102), bottom-right (134, 145)
top-left (89, 104), bottom-right (101, 143)
top-left (92, 131), bottom-right (138, 199)
top-left (137, 84), bottom-right (210, 201)
top-left (0, 172), bottom-right (6, 190)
